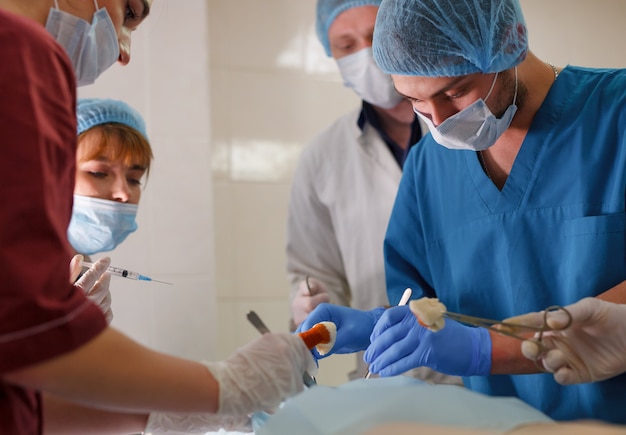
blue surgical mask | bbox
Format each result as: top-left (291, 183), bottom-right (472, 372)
top-left (336, 48), bottom-right (404, 109)
top-left (415, 68), bottom-right (518, 151)
top-left (68, 195), bottom-right (138, 255)
top-left (45, 0), bottom-right (120, 87)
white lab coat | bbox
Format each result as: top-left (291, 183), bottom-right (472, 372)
top-left (286, 108), bottom-right (461, 384)
top-left (287, 108), bottom-right (400, 312)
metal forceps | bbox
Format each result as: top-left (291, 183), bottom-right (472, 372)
top-left (305, 275), bottom-right (315, 296)
top-left (444, 305), bottom-right (573, 357)
top-left (246, 310), bottom-right (317, 388)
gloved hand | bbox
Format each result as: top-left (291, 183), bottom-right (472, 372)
top-left (364, 305), bottom-right (491, 377)
top-left (147, 334), bottom-right (315, 433)
top-left (297, 303), bottom-right (385, 358)
top-left (144, 411), bottom-right (251, 434)
top-left (72, 255), bottom-right (113, 324)
top-left (506, 297), bottom-right (626, 385)
top-left (205, 332), bottom-right (317, 416)
top-left (291, 277), bottom-right (330, 327)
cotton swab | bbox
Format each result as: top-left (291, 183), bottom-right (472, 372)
top-left (298, 321), bottom-right (337, 356)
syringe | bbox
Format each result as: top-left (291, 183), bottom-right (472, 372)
top-left (81, 261), bottom-right (173, 285)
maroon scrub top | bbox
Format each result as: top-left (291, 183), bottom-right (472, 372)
top-left (0, 9), bottom-right (107, 435)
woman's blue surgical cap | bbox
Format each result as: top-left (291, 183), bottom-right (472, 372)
top-left (373, 0), bottom-right (528, 77)
top-left (77, 98), bottom-right (148, 140)
top-left (316, 0), bottom-right (382, 56)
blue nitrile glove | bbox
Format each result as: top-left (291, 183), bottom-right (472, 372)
top-left (364, 305), bottom-right (492, 377)
top-left (297, 303), bottom-right (386, 358)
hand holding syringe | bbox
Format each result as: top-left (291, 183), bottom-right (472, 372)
top-left (81, 261), bottom-right (173, 285)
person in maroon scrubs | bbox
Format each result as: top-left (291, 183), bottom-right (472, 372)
top-left (0, 1), bottom-right (315, 434)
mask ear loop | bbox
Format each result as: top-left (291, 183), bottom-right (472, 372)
top-left (484, 67), bottom-right (518, 107)
top-left (512, 67), bottom-right (518, 106)
top-left (483, 72), bottom-right (499, 103)
top-left (52, 0), bottom-right (59, 8)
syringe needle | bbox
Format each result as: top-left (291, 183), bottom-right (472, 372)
top-left (148, 278), bottom-right (173, 285)
top-left (137, 274), bottom-right (173, 285)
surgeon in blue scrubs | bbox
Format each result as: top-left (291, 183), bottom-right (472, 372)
top-left (299, 0), bottom-right (626, 424)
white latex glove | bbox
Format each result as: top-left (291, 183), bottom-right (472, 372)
top-left (506, 297), bottom-right (626, 385)
top-left (144, 412), bottom-right (252, 434)
top-left (291, 277), bottom-right (330, 327)
top-left (72, 255), bottom-right (113, 324)
top-left (210, 332), bottom-right (316, 416)
top-left (144, 333), bottom-right (316, 434)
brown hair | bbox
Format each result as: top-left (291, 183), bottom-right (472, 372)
top-left (77, 123), bottom-right (154, 179)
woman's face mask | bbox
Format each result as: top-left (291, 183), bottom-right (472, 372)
top-left (45, 0), bottom-right (120, 87)
top-left (68, 195), bottom-right (138, 255)
top-left (336, 47), bottom-right (404, 109)
top-left (415, 68), bottom-right (518, 151)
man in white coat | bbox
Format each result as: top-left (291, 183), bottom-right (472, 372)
top-left (286, 0), bottom-right (460, 384)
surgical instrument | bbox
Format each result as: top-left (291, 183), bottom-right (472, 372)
top-left (442, 305), bottom-right (573, 348)
top-left (305, 274), bottom-right (315, 296)
top-left (441, 305), bottom-right (573, 371)
top-left (246, 310), bottom-right (317, 388)
top-left (81, 261), bottom-right (172, 285)
top-left (364, 287), bottom-right (413, 379)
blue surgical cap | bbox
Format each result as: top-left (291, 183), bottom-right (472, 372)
top-left (76, 98), bottom-right (148, 140)
top-left (373, 0), bottom-right (528, 77)
top-left (316, 0), bottom-right (382, 56)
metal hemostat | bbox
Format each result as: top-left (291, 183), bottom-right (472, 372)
top-left (444, 305), bottom-right (573, 347)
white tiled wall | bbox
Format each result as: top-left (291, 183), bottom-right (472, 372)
top-left (81, 0), bottom-right (626, 387)
top-left (208, 0), bottom-right (359, 385)
top-left (79, 0), bottom-right (217, 362)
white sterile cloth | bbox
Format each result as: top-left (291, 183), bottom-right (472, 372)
top-left (254, 377), bottom-right (553, 435)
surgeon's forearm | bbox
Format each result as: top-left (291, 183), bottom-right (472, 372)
top-left (489, 280), bottom-right (626, 375)
top-left (4, 327), bottom-right (219, 414)
top-left (43, 394), bottom-right (148, 434)
top-left (489, 330), bottom-right (539, 375)
top-left (596, 280), bottom-right (626, 304)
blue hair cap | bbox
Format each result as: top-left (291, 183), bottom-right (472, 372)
top-left (77, 98), bottom-right (148, 140)
top-left (373, 0), bottom-right (528, 77)
top-left (316, 0), bottom-right (382, 56)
